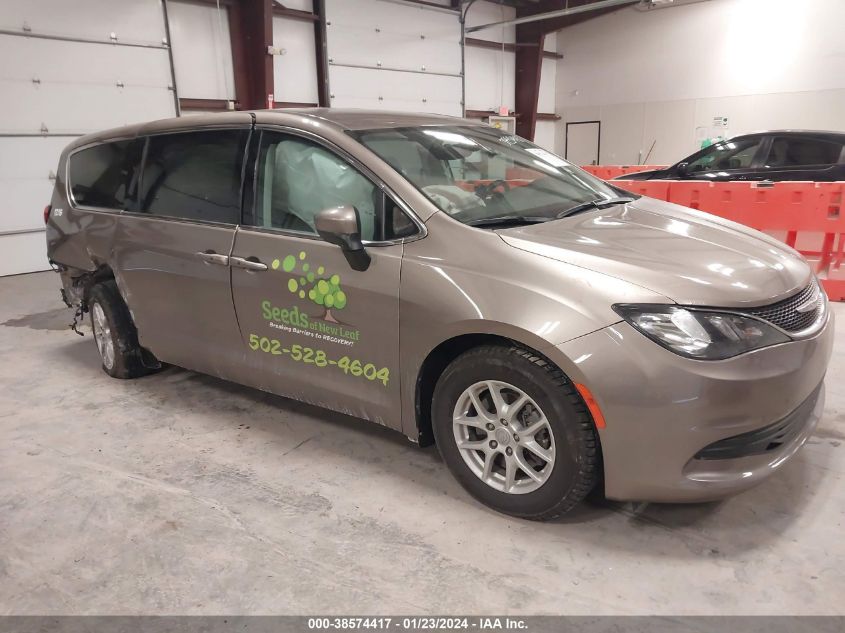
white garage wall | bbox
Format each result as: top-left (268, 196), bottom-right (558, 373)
top-left (169, 0), bottom-right (236, 102)
top-left (278, 0), bottom-right (315, 11)
top-left (325, 0), bottom-right (462, 116)
top-left (322, 0), bottom-right (558, 133)
top-left (0, 0), bottom-right (564, 276)
top-left (464, 1), bottom-right (515, 114)
top-left (0, 0), bottom-right (167, 43)
top-left (273, 14), bottom-right (319, 105)
top-left (462, 1), bottom-right (558, 150)
top-left (0, 0), bottom-right (176, 276)
top-left (554, 0), bottom-right (845, 165)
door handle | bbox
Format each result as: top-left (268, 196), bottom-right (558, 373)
top-left (230, 256), bottom-right (268, 272)
top-left (196, 251), bottom-right (230, 266)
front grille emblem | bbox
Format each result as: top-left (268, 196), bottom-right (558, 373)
top-left (743, 281), bottom-right (822, 333)
top-left (795, 285), bottom-right (820, 313)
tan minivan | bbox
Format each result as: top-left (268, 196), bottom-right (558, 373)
top-left (46, 109), bottom-right (833, 519)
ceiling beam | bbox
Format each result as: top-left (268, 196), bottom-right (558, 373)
top-left (273, 4), bottom-right (318, 21)
top-left (399, 0), bottom-right (461, 12)
top-left (465, 36), bottom-right (563, 59)
top-left (469, 0), bottom-right (639, 33)
top-left (518, 0), bottom-right (635, 33)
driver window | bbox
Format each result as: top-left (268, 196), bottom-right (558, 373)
top-left (687, 138), bottom-right (762, 172)
top-left (255, 131), bottom-right (378, 240)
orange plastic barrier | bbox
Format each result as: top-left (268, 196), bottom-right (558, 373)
top-left (665, 181), bottom-right (710, 210)
top-left (613, 179), bottom-right (845, 301)
top-left (506, 166), bottom-right (540, 180)
top-left (581, 165), bottom-right (667, 179)
top-left (609, 179), bottom-right (670, 201)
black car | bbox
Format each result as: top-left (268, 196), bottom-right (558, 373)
top-left (619, 130), bottom-right (845, 182)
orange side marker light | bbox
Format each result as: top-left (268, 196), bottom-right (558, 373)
top-left (575, 383), bottom-right (606, 429)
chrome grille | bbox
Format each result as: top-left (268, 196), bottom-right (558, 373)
top-left (743, 281), bottom-right (822, 333)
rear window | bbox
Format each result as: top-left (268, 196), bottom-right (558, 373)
top-left (68, 140), bottom-right (137, 209)
top-left (138, 129), bottom-right (248, 224)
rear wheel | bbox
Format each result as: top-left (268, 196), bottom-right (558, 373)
top-left (88, 280), bottom-right (159, 379)
top-left (432, 344), bottom-right (600, 520)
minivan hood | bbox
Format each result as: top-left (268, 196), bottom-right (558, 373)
top-left (498, 197), bottom-right (812, 307)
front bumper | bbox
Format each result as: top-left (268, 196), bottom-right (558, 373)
top-left (549, 310), bottom-right (834, 503)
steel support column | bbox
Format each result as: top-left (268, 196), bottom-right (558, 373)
top-left (513, 0), bottom-right (632, 141)
top-left (313, 0), bottom-right (330, 106)
top-left (514, 22), bottom-right (544, 141)
top-left (231, 0), bottom-right (274, 110)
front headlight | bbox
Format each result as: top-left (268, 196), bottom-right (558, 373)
top-left (612, 304), bottom-right (791, 360)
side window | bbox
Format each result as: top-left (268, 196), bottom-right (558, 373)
top-left (765, 137), bottom-right (843, 168)
top-left (254, 132), bottom-right (379, 240)
top-left (138, 129), bottom-right (248, 224)
top-left (69, 140), bottom-right (139, 209)
top-left (687, 138), bottom-right (762, 172)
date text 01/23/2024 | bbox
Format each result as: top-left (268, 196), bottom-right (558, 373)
top-left (248, 333), bottom-right (391, 386)
top-left (307, 617), bottom-right (528, 630)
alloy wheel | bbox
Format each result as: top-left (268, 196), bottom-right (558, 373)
top-left (92, 302), bottom-right (115, 371)
top-left (452, 380), bottom-right (555, 494)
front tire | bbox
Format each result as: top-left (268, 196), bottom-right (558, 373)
top-left (89, 280), bottom-right (159, 379)
top-left (432, 344), bottom-right (600, 520)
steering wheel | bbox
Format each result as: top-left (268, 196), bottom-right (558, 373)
top-left (474, 179), bottom-right (511, 200)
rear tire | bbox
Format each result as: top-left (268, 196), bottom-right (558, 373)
top-left (88, 280), bottom-right (159, 379)
top-left (432, 344), bottom-right (600, 520)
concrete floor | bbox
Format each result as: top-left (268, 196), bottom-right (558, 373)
top-left (0, 271), bottom-right (843, 616)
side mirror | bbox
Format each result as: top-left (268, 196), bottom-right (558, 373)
top-left (315, 205), bottom-right (371, 272)
top-left (676, 162), bottom-right (689, 176)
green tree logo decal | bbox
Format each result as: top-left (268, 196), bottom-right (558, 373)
top-left (272, 251), bottom-right (347, 322)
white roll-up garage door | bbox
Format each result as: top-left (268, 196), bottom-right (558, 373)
top-left (325, 0), bottom-right (463, 117)
top-left (0, 0), bottom-right (177, 276)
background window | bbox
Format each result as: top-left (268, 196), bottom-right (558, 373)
top-left (766, 137), bottom-right (843, 167)
top-left (255, 133), bottom-right (379, 240)
top-left (69, 140), bottom-right (138, 209)
top-left (139, 130), bottom-right (247, 223)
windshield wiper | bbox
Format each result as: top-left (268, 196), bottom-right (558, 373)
top-left (555, 196), bottom-right (635, 219)
top-left (466, 215), bottom-right (550, 228)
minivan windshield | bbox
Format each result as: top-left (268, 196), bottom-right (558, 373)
top-left (351, 125), bottom-right (633, 226)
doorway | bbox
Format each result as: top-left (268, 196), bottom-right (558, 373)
top-left (565, 121), bottom-right (601, 166)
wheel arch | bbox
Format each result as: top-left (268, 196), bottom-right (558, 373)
top-left (59, 263), bottom-right (117, 308)
top-left (413, 332), bottom-right (591, 448)
top-left (81, 264), bottom-right (120, 306)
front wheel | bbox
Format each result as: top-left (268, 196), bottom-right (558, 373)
top-left (432, 345), bottom-right (600, 520)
